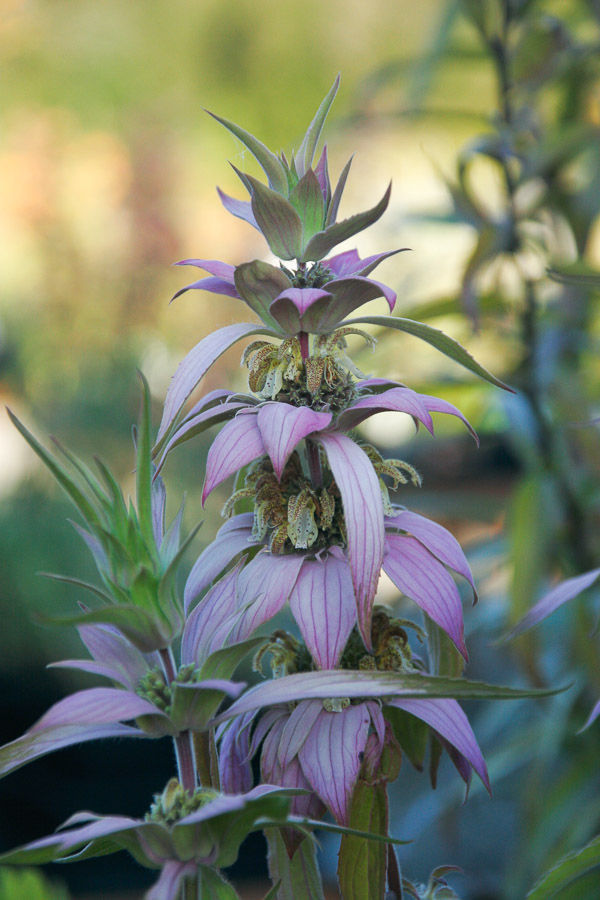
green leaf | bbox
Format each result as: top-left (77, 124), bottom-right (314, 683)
top-left (246, 175), bottom-right (304, 260)
top-left (296, 75), bottom-right (340, 175)
top-left (526, 834), bottom-right (600, 899)
top-left (0, 868), bottom-right (70, 900)
top-left (35, 605), bottom-right (174, 653)
top-left (234, 260), bottom-right (291, 329)
top-left (206, 110), bottom-right (288, 195)
top-left (266, 833), bottom-right (325, 900)
top-left (384, 706), bottom-right (429, 771)
top-left (169, 682), bottom-right (235, 733)
top-left (547, 268), bottom-right (600, 288)
top-left (7, 410), bottom-right (102, 530)
top-left (338, 781), bottom-right (388, 900)
top-left (326, 155), bottom-right (353, 226)
top-left (212, 670), bottom-right (565, 724)
top-left (343, 315), bottom-right (513, 391)
top-left (39, 572), bottom-right (115, 606)
top-left (303, 183), bottom-right (391, 261)
top-left (135, 372), bottom-right (156, 557)
top-left (199, 867), bottom-right (241, 900)
top-left (199, 637), bottom-right (264, 680)
top-left (262, 881), bottom-right (282, 900)
top-left (289, 169), bottom-right (325, 248)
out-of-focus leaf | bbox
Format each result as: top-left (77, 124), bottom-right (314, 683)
top-left (512, 16), bottom-right (571, 89)
top-left (508, 475), bottom-right (554, 639)
top-left (547, 268), bottom-right (600, 288)
top-left (0, 868), bottom-right (70, 900)
top-left (526, 834), bottom-right (600, 899)
top-left (506, 568), bottom-right (600, 640)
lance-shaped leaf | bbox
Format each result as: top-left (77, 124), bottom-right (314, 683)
top-left (0, 723), bottom-right (145, 779)
top-left (213, 670), bottom-right (559, 723)
top-left (154, 400), bottom-right (247, 477)
top-left (206, 109), bottom-right (288, 194)
top-left (314, 145), bottom-right (331, 208)
top-left (171, 258), bottom-right (240, 302)
top-left (386, 510), bottom-right (477, 600)
top-left (296, 75), bottom-right (340, 176)
top-left (169, 680), bottom-right (246, 733)
top-left (384, 534), bottom-right (467, 660)
top-left (420, 393), bottom-right (479, 443)
top-left (7, 411), bottom-right (102, 531)
top-left (526, 834), bottom-right (600, 900)
top-left (336, 387), bottom-right (435, 433)
top-left (256, 403), bottom-right (332, 479)
top-left (135, 372), bottom-right (156, 555)
top-left (184, 514), bottom-right (255, 612)
top-left (288, 554), bottom-right (356, 669)
top-left (343, 315), bottom-right (513, 391)
top-left (202, 412), bottom-right (265, 504)
top-left (182, 562), bottom-right (242, 658)
top-left (386, 697), bottom-right (490, 793)
top-left (318, 433), bottom-right (384, 650)
top-left (302, 183), bottom-right (391, 262)
top-left (230, 550), bottom-right (305, 639)
top-left (327, 248), bottom-right (407, 279)
top-left (234, 260), bottom-right (291, 330)
top-left (217, 186), bottom-right (259, 230)
top-left (246, 175), bottom-right (304, 260)
top-left (505, 568), bottom-right (600, 640)
top-left (326, 155), bottom-right (353, 227)
top-left (37, 604), bottom-right (177, 654)
top-left (213, 669), bottom-right (565, 725)
top-left (60, 621), bottom-right (153, 690)
top-left (155, 322), bottom-right (275, 449)
top-left (29, 687), bottom-right (165, 733)
top-left (581, 699), bottom-right (600, 731)
top-left (289, 169), bottom-right (325, 245)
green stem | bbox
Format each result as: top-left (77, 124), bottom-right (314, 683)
top-left (183, 871), bottom-right (198, 900)
top-left (159, 647), bottom-right (197, 792)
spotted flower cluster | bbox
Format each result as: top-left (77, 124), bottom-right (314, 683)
top-left (0, 78), bottom-right (538, 900)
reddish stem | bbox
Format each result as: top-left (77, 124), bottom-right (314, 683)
top-left (298, 331), bottom-right (309, 359)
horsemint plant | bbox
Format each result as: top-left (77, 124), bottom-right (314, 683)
top-left (0, 78), bottom-right (557, 899)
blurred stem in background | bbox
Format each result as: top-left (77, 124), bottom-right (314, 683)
top-left (350, 0), bottom-right (600, 894)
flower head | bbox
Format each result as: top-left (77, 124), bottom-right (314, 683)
top-left (0, 784), bottom-right (297, 900)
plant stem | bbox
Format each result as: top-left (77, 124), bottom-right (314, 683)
top-left (159, 647), bottom-right (197, 792)
top-left (297, 331), bottom-right (324, 488)
top-left (194, 730), bottom-right (221, 789)
top-left (183, 871), bottom-right (198, 900)
top-left (298, 330), bottom-right (309, 360)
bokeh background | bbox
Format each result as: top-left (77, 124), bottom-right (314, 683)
top-left (2, 0), bottom-right (600, 897)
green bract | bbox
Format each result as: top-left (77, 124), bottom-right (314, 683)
top-left (8, 376), bottom-right (195, 652)
top-left (209, 76), bottom-right (391, 262)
